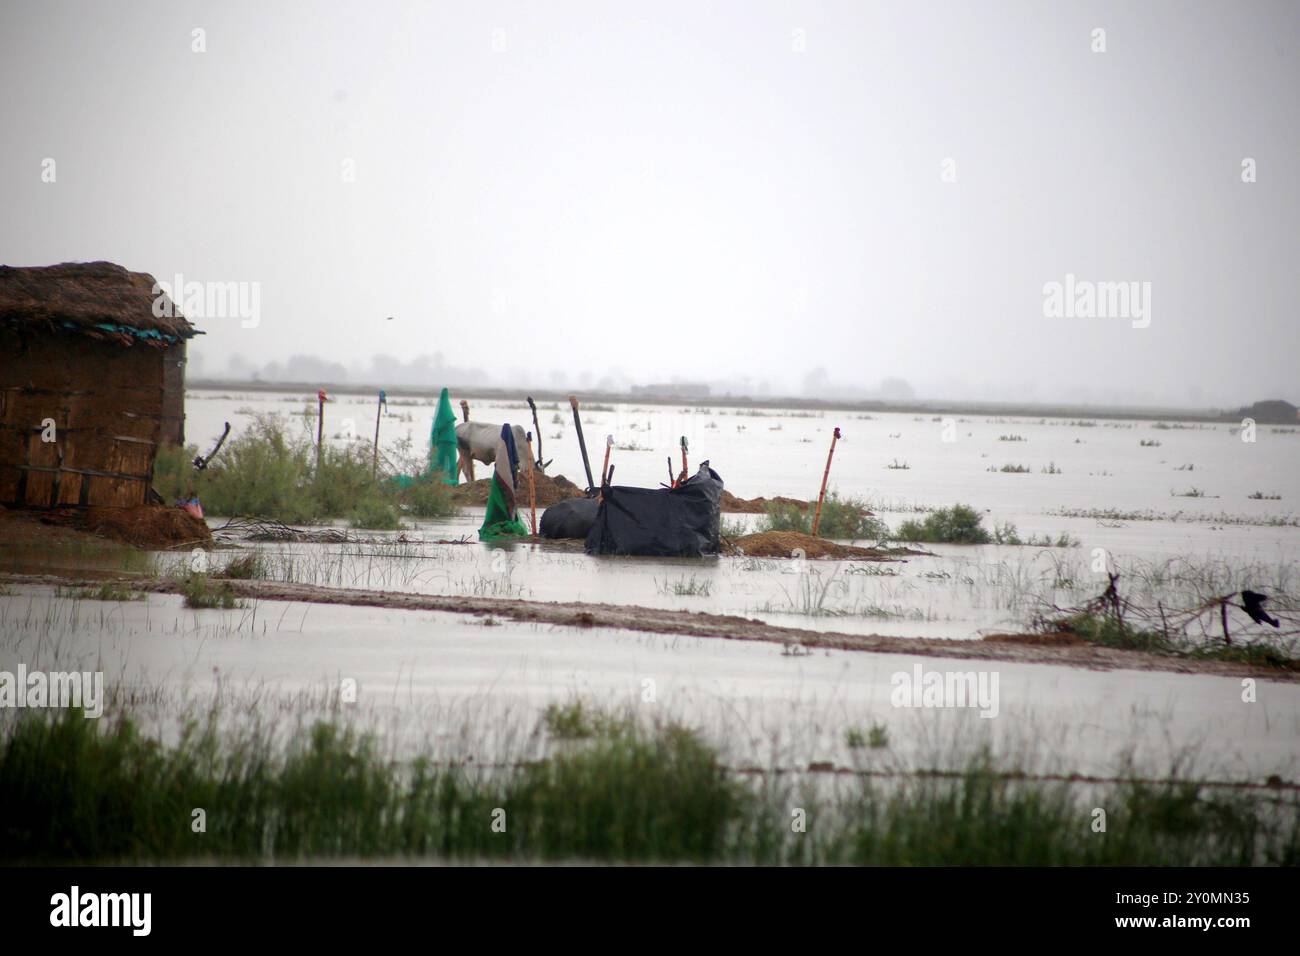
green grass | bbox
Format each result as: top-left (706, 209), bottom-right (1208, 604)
top-left (1052, 611), bottom-right (1297, 670)
top-left (152, 415), bottom-right (458, 526)
top-left (894, 505), bottom-right (992, 544)
top-left (54, 582), bottom-right (144, 602)
top-left (1055, 610), bottom-right (1176, 654)
top-left (719, 516), bottom-right (749, 539)
top-left (392, 472), bottom-right (457, 519)
top-left (217, 553), bottom-right (265, 579)
top-left (1, 710), bottom-right (1294, 864)
top-left (540, 701), bottom-right (632, 740)
top-left (182, 573), bottom-right (241, 610)
top-left (845, 723), bottom-right (889, 750)
top-left (759, 492), bottom-right (889, 541)
top-left (991, 523), bottom-right (1078, 547)
top-left (655, 575), bottom-right (714, 597)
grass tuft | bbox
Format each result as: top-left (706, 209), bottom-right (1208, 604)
top-left (2, 710), bottom-right (1295, 864)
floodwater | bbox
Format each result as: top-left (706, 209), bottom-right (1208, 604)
top-left (184, 388), bottom-right (1300, 518)
top-left (3, 388), bottom-right (1296, 780)
top-left (2, 586), bottom-right (1296, 782)
top-left (177, 387), bottom-right (1300, 640)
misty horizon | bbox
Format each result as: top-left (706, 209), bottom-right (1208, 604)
top-left (3, 1), bottom-right (1297, 410)
top-left (186, 349), bottom-right (1289, 414)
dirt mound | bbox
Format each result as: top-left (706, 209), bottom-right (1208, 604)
top-left (721, 492), bottom-right (813, 514)
top-left (449, 472), bottom-right (585, 508)
top-left (720, 492), bottom-right (875, 516)
top-left (727, 530), bottom-right (896, 561)
top-left (82, 505), bottom-right (212, 549)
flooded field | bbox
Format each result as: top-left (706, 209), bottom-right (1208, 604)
top-left (171, 387), bottom-right (1300, 640)
top-left (3, 586), bottom-right (1297, 785)
top-left (3, 388), bottom-right (1298, 866)
top-left (185, 388), bottom-right (1300, 521)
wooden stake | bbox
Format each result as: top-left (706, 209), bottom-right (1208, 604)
top-left (458, 399), bottom-right (474, 482)
top-left (316, 389), bottom-right (327, 471)
top-left (525, 432), bottom-right (538, 535)
top-left (570, 395), bottom-right (595, 493)
top-left (371, 389), bottom-right (386, 479)
top-left (811, 427), bottom-right (842, 537)
top-left (599, 435), bottom-right (613, 502)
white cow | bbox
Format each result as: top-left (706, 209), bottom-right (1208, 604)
top-left (456, 422), bottom-right (531, 482)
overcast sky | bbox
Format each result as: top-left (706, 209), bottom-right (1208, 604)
top-left (2, 1), bottom-right (1296, 408)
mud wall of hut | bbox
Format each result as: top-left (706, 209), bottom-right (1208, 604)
top-left (0, 328), bottom-right (165, 508)
top-left (161, 340), bottom-right (187, 446)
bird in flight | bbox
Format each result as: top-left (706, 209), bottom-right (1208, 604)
top-left (1240, 590), bottom-right (1280, 628)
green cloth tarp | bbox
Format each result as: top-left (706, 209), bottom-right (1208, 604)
top-left (387, 387), bottom-right (459, 489)
top-left (478, 424), bottom-right (528, 541)
top-left (430, 387), bottom-right (459, 485)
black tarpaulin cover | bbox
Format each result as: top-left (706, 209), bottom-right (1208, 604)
top-left (539, 496), bottom-right (599, 539)
top-left (584, 463), bottom-right (723, 557)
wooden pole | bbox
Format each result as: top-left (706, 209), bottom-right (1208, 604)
top-left (679, 436), bottom-right (688, 485)
top-left (527, 396), bottom-right (545, 469)
top-left (316, 389), bottom-right (327, 471)
top-left (811, 427), bottom-right (841, 537)
top-left (598, 435), bottom-right (613, 502)
top-left (371, 389), bottom-right (385, 478)
top-left (570, 395), bottom-right (595, 493)
top-left (458, 399), bottom-right (474, 482)
top-left (524, 433), bottom-right (538, 535)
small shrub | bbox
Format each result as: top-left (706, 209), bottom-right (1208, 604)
top-left (151, 443), bottom-right (198, 502)
top-left (760, 492), bottom-right (889, 541)
top-left (396, 474), bottom-right (457, 518)
top-left (218, 554), bottom-right (265, 580)
top-left (992, 522), bottom-right (1022, 545)
top-left (894, 504), bottom-right (991, 544)
top-left (182, 573), bottom-right (241, 609)
top-left (846, 723), bottom-right (889, 750)
top-left (349, 499), bottom-right (402, 531)
top-left (541, 702), bottom-right (631, 740)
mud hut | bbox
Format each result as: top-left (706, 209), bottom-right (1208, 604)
top-left (0, 261), bottom-right (199, 509)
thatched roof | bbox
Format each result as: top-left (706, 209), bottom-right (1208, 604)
top-left (0, 261), bottom-right (197, 342)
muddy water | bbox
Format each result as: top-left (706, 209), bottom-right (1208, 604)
top-left (5, 392), bottom-right (1293, 787)
top-left (184, 388), bottom-right (1300, 517)
top-left (3, 587), bottom-right (1296, 782)
top-left (172, 388), bottom-right (1300, 640)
